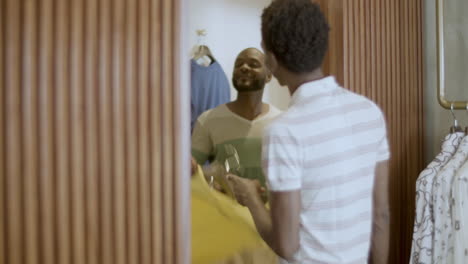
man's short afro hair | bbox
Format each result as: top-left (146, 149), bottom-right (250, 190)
top-left (261, 0), bottom-right (330, 73)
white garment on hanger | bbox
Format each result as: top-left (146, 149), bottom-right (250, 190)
top-left (433, 136), bottom-right (468, 264)
top-left (410, 132), bottom-right (464, 264)
top-left (451, 159), bottom-right (468, 263)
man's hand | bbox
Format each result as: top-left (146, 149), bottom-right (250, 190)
top-left (227, 174), bottom-right (300, 260)
top-left (202, 161), bottom-right (226, 180)
top-left (227, 174), bottom-right (265, 206)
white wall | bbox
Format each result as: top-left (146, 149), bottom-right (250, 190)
top-left (424, 0), bottom-right (468, 164)
top-left (189, 0), bottom-right (291, 110)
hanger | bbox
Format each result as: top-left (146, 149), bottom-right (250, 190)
top-left (450, 103), bottom-right (464, 133)
top-left (192, 29), bottom-right (216, 65)
top-left (466, 104), bottom-right (468, 134)
top-left (193, 45), bottom-right (215, 63)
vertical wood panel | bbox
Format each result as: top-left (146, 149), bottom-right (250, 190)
top-left (342, 0), bottom-right (349, 89)
top-left (162, 0), bottom-right (175, 263)
top-left (98, 0), bottom-right (115, 263)
top-left (111, 0), bottom-right (125, 263)
top-left (401, 2), bottom-right (410, 259)
top-left (359, 0), bottom-right (366, 95)
top-left (5, 1), bottom-right (24, 263)
top-left (70, 0), bottom-right (86, 262)
top-left (138, 0), bottom-right (152, 262)
top-left (1, 0), bottom-right (189, 263)
top-left (394, 6), bottom-right (402, 256)
top-left (364, 0), bottom-right (371, 99)
top-left (38, 1), bottom-right (56, 263)
top-left (55, 0), bottom-right (72, 262)
top-left (150, 0), bottom-right (163, 262)
top-left (124, 0), bottom-right (140, 262)
top-left (84, 0), bottom-right (99, 263)
top-left (0, 0), bottom-right (5, 261)
top-left (369, 0), bottom-right (376, 101)
top-left (384, 0), bottom-right (391, 112)
top-left (346, 0), bottom-right (354, 90)
top-left (376, 0), bottom-right (383, 105)
top-left (23, 0), bottom-right (40, 263)
top-left (389, 0), bottom-right (399, 258)
top-left (329, 0), bottom-right (344, 86)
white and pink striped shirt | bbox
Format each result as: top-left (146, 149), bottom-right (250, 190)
top-left (262, 77), bottom-right (390, 264)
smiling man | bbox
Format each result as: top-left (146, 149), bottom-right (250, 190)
top-left (191, 48), bottom-right (282, 192)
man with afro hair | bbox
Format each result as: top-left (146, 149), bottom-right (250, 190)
top-left (228, 1), bottom-right (390, 263)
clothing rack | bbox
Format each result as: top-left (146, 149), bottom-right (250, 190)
top-left (436, 0), bottom-right (468, 110)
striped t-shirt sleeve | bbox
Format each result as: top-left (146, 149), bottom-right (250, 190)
top-left (376, 114), bottom-right (390, 162)
top-left (262, 124), bottom-right (302, 191)
top-left (377, 136), bottom-right (390, 162)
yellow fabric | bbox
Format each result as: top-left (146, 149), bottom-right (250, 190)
top-left (191, 166), bottom-right (277, 264)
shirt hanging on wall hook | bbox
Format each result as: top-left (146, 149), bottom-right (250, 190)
top-left (192, 29), bottom-right (216, 66)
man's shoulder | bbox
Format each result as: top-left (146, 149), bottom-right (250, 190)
top-left (263, 112), bottom-right (296, 137)
top-left (339, 89), bottom-right (385, 120)
top-left (197, 104), bottom-right (231, 122)
top-left (263, 103), bottom-right (282, 119)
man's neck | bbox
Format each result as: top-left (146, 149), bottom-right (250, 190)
top-left (228, 89), bottom-right (267, 121)
top-left (286, 69), bottom-right (325, 95)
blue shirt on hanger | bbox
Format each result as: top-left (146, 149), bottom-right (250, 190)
top-left (191, 59), bottom-right (231, 132)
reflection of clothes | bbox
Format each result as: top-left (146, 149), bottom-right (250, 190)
top-left (410, 132), bottom-right (464, 264)
top-left (432, 136), bottom-right (468, 264)
top-left (191, 59), bottom-right (230, 131)
top-left (191, 166), bottom-right (277, 264)
top-left (191, 104), bottom-right (281, 187)
top-left (263, 77), bottom-right (390, 264)
top-left (452, 159), bottom-right (468, 264)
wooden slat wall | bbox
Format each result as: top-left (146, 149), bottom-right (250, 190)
top-left (0, 0), bottom-right (190, 263)
top-left (319, 1), bottom-right (424, 263)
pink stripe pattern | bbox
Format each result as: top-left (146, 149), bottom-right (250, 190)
top-left (305, 189), bottom-right (372, 210)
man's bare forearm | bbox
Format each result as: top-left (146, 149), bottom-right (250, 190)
top-left (369, 210), bottom-right (390, 264)
top-left (245, 196), bottom-right (275, 250)
top-left (369, 160), bottom-right (390, 264)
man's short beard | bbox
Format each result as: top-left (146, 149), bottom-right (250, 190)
top-left (233, 78), bottom-right (265, 92)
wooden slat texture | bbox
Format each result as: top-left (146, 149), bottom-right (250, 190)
top-left (364, 0), bottom-right (371, 100)
top-left (150, 0), bottom-right (163, 262)
top-left (0, 0), bottom-right (189, 263)
top-left (5, 1), bottom-right (24, 264)
top-left (23, 0), bottom-right (40, 263)
top-left (84, 0), bottom-right (99, 263)
top-left (343, 0), bottom-right (349, 89)
top-left (55, 0), bottom-right (72, 263)
top-left (124, 0), bottom-right (140, 262)
top-left (38, 0), bottom-right (56, 263)
top-left (321, 1), bottom-right (424, 263)
top-left (70, 0), bottom-right (86, 262)
top-left (137, 0), bottom-right (152, 262)
top-left (111, 0), bottom-right (126, 263)
top-left (162, 0), bottom-right (175, 263)
top-left (99, 0), bottom-right (115, 262)
top-left (328, 0), bottom-right (344, 86)
top-left (0, 0), bottom-right (5, 262)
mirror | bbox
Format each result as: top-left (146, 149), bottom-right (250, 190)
top-left (436, 0), bottom-right (468, 109)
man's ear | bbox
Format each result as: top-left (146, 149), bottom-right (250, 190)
top-left (264, 51), bottom-right (277, 83)
top-left (265, 70), bottom-right (272, 83)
